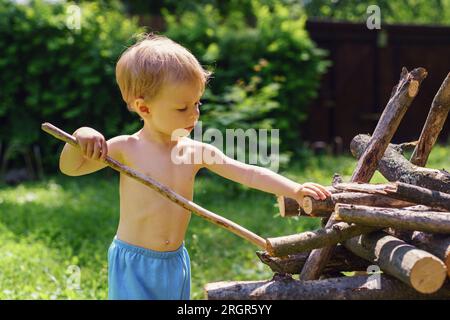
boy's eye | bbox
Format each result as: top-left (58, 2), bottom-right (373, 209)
top-left (177, 101), bottom-right (202, 112)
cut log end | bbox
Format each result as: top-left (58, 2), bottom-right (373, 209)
top-left (277, 195), bottom-right (286, 217)
top-left (265, 240), bottom-right (275, 257)
top-left (302, 197), bottom-right (313, 215)
top-left (410, 257), bottom-right (447, 294)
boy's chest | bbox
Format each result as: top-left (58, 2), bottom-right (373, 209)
top-left (123, 142), bottom-right (199, 188)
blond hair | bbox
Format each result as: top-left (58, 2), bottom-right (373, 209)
top-left (116, 33), bottom-right (212, 112)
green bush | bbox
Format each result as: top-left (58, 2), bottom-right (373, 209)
top-left (0, 0), bottom-right (330, 175)
top-left (163, 0), bottom-right (330, 157)
top-left (303, 0), bottom-right (450, 26)
top-left (0, 0), bottom-right (143, 171)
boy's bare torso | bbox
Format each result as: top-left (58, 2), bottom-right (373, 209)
top-left (116, 133), bottom-right (201, 252)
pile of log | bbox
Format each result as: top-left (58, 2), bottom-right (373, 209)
top-left (205, 68), bottom-right (450, 299)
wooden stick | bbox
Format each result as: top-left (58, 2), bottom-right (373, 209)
top-left (41, 122), bottom-right (267, 249)
top-left (276, 195), bottom-right (309, 217)
top-left (350, 67), bottom-right (427, 182)
top-left (384, 181), bottom-right (450, 211)
top-left (333, 181), bottom-right (450, 211)
top-left (401, 204), bottom-right (449, 212)
top-left (411, 72), bottom-right (450, 167)
top-left (205, 274), bottom-right (450, 300)
top-left (277, 186), bottom-right (339, 217)
top-left (266, 223), bottom-right (377, 257)
top-left (256, 245), bottom-right (370, 275)
top-left (302, 192), bottom-right (414, 217)
top-left (351, 134), bottom-right (450, 194)
top-left (332, 181), bottom-right (393, 194)
top-left (299, 67), bottom-right (428, 281)
top-left (335, 204), bottom-right (450, 234)
top-left (344, 231), bottom-right (447, 294)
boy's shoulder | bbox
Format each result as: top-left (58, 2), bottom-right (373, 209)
top-left (106, 134), bottom-right (138, 162)
top-left (108, 134), bottom-right (136, 146)
top-left (179, 137), bottom-right (212, 150)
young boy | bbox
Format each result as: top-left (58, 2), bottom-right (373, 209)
top-left (59, 34), bottom-right (331, 300)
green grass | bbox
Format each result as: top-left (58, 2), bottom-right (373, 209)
top-left (0, 144), bottom-right (449, 299)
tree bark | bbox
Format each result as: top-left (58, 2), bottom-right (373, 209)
top-left (410, 72), bottom-right (450, 167)
top-left (350, 134), bottom-right (450, 194)
top-left (302, 192), bottom-right (414, 217)
top-left (333, 181), bottom-right (450, 211)
top-left (402, 205), bottom-right (449, 212)
top-left (335, 204), bottom-right (450, 234)
top-left (205, 274), bottom-right (450, 300)
top-left (344, 231), bottom-right (447, 294)
top-left (256, 245), bottom-right (370, 275)
top-left (266, 223), bottom-right (377, 257)
top-left (385, 181), bottom-right (450, 211)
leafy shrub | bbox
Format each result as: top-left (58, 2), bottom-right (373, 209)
top-left (0, 0), bottom-right (143, 171)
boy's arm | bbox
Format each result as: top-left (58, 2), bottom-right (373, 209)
top-left (200, 143), bottom-right (330, 201)
top-left (59, 127), bottom-right (125, 176)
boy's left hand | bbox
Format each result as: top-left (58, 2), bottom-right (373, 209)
top-left (295, 182), bottom-right (332, 204)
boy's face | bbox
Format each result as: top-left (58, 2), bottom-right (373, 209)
top-left (143, 81), bottom-right (202, 138)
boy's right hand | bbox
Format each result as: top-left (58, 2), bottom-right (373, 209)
top-left (295, 182), bottom-right (331, 203)
top-left (73, 127), bottom-right (108, 161)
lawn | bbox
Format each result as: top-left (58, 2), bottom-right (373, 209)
top-left (0, 145), bottom-right (448, 299)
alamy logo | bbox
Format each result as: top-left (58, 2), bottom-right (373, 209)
top-left (365, 265), bottom-right (382, 289)
top-left (66, 265), bottom-right (81, 291)
top-left (66, 5), bottom-right (82, 31)
top-left (170, 121), bottom-right (280, 172)
top-left (366, 5), bottom-right (381, 30)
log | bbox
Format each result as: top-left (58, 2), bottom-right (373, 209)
top-left (386, 204), bottom-right (448, 212)
top-left (256, 245), bottom-right (370, 275)
top-left (344, 231), bottom-right (447, 294)
top-left (335, 204), bottom-right (450, 234)
top-left (409, 231), bottom-right (450, 278)
top-left (402, 205), bottom-right (448, 212)
top-left (302, 192), bottom-right (414, 217)
top-left (333, 181), bottom-right (393, 195)
top-left (350, 134), bottom-right (450, 194)
top-left (384, 205), bottom-right (449, 240)
top-left (299, 67), bottom-right (428, 280)
top-left (266, 223), bottom-right (377, 257)
top-left (333, 180), bottom-right (450, 211)
top-left (277, 186), bottom-right (339, 217)
top-left (277, 196), bottom-right (316, 218)
top-left (410, 72), bottom-right (450, 167)
top-left (384, 181), bottom-right (450, 211)
top-left (205, 274), bottom-right (450, 300)
top-left (350, 67), bottom-right (427, 182)
top-left (277, 196), bottom-right (307, 217)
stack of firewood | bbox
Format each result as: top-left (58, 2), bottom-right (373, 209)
top-left (205, 68), bottom-right (450, 299)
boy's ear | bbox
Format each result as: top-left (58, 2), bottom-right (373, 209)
top-left (134, 97), bottom-right (150, 115)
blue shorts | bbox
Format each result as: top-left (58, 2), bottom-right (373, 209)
top-left (107, 236), bottom-right (191, 300)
